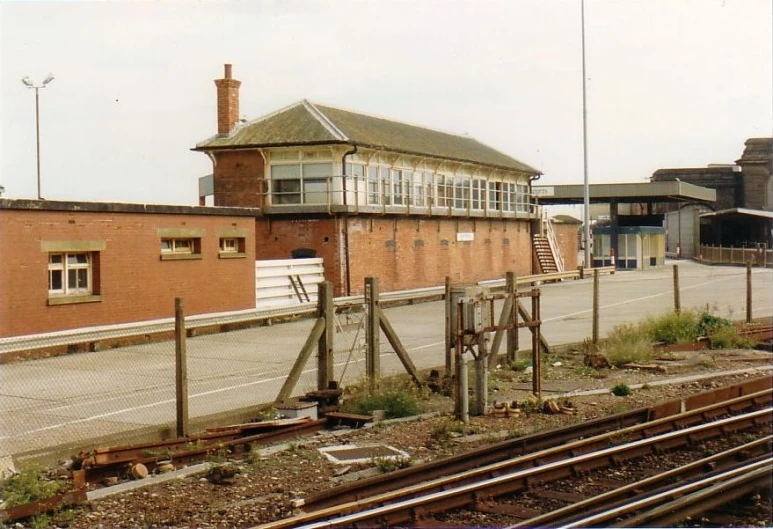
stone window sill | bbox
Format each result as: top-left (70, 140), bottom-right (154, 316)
top-left (48, 294), bottom-right (102, 306)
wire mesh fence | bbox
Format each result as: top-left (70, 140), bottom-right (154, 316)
top-left (1, 262), bottom-right (769, 461)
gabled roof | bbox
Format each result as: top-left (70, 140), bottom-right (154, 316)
top-left (194, 100), bottom-right (540, 174)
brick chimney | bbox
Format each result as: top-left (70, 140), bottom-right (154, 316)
top-left (214, 64), bottom-right (241, 136)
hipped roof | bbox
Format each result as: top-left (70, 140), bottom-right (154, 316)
top-left (195, 100), bottom-right (540, 175)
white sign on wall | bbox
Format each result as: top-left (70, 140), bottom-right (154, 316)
top-left (456, 232), bottom-right (475, 242)
top-left (532, 186), bottom-right (555, 197)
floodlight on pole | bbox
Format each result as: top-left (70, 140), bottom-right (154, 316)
top-left (21, 73), bottom-right (55, 200)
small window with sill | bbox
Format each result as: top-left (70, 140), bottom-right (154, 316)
top-left (218, 237), bottom-right (246, 258)
top-left (48, 252), bottom-right (101, 305)
top-left (160, 238), bottom-right (202, 260)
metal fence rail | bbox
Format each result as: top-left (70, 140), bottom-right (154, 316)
top-left (0, 268), bottom-right (615, 359)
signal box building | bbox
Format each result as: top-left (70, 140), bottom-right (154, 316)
top-left (194, 65), bottom-right (557, 296)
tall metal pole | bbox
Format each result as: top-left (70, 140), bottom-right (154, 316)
top-left (35, 87), bottom-right (42, 200)
top-left (581, 0), bottom-right (591, 268)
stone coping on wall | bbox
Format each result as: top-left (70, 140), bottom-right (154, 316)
top-left (0, 198), bottom-right (260, 217)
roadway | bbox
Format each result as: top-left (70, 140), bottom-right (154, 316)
top-left (1, 261), bottom-right (770, 460)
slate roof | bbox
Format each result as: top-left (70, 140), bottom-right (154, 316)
top-left (195, 100), bottom-right (540, 175)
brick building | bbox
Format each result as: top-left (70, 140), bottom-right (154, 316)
top-left (0, 200), bottom-right (258, 337)
top-left (651, 137), bottom-right (773, 250)
top-left (194, 65), bottom-right (556, 296)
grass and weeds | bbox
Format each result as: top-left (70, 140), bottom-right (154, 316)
top-left (598, 323), bottom-right (653, 366)
top-left (508, 359), bottom-right (533, 372)
top-left (430, 419), bottom-right (480, 446)
top-left (598, 309), bottom-right (756, 367)
top-left (372, 455), bottom-right (413, 473)
top-left (1, 463), bottom-right (66, 509)
top-left (342, 380), bottom-right (424, 419)
top-left (611, 383), bottom-right (632, 397)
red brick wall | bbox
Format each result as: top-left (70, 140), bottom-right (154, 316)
top-left (0, 210), bottom-right (256, 337)
top-left (254, 218), bottom-right (344, 294)
top-left (347, 217), bottom-right (533, 294)
top-left (553, 223), bottom-right (580, 270)
top-left (253, 215), bottom-right (533, 295)
top-left (213, 151), bottom-right (265, 208)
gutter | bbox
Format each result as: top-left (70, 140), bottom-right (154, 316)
top-left (341, 145), bottom-right (358, 296)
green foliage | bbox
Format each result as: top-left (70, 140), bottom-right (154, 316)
top-left (696, 313), bottom-right (733, 336)
top-left (706, 325), bottom-right (757, 349)
top-left (256, 407), bottom-right (279, 422)
top-left (1, 463), bottom-right (66, 509)
top-left (642, 310), bottom-right (700, 345)
top-left (611, 383), bottom-right (632, 397)
top-left (372, 455), bottom-right (413, 473)
top-left (598, 323), bottom-right (653, 366)
top-left (343, 385), bottom-right (423, 419)
top-left (508, 359), bottom-right (533, 372)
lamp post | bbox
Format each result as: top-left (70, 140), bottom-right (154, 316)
top-left (21, 74), bottom-right (55, 200)
top-left (581, 0), bottom-right (591, 269)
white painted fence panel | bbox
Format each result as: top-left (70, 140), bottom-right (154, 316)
top-left (255, 258), bottom-right (325, 308)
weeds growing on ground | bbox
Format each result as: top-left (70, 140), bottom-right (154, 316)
top-left (343, 381), bottom-right (424, 419)
top-left (372, 455), bottom-right (413, 473)
top-left (1, 463), bottom-right (66, 508)
top-left (508, 359), bottom-right (533, 372)
top-left (598, 323), bottom-right (653, 366)
top-left (611, 383), bottom-right (632, 397)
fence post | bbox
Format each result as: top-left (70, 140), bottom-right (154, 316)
top-left (317, 281), bottom-right (334, 391)
top-left (592, 269), bottom-right (600, 345)
top-left (365, 277), bottom-right (380, 387)
top-left (673, 264), bottom-right (681, 314)
top-left (532, 289), bottom-right (542, 399)
top-left (746, 261), bottom-right (752, 324)
top-left (444, 276), bottom-right (452, 377)
top-left (473, 332), bottom-right (488, 416)
top-left (506, 272), bottom-right (517, 364)
top-left (174, 298), bottom-right (188, 438)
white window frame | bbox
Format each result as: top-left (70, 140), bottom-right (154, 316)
top-left (161, 238), bottom-right (195, 254)
top-left (48, 252), bottom-right (92, 297)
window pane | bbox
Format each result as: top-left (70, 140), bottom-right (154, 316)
top-left (49, 254), bottom-right (63, 265)
top-left (302, 163), bottom-right (333, 178)
top-left (161, 240), bottom-right (172, 252)
top-left (271, 164), bottom-right (301, 179)
top-left (303, 179), bottom-right (328, 204)
top-left (272, 180), bottom-right (301, 204)
top-left (49, 270), bottom-right (63, 292)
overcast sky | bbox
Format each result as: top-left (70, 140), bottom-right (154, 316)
top-left (1, 0), bottom-right (771, 205)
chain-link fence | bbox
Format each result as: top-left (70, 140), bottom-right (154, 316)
top-left (2, 262), bottom-right (769, 461)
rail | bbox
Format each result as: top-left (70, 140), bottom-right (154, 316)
top-left (277, 408), bottom-right (772, 528)
top-left (0, 268), bottom-right (615, 357)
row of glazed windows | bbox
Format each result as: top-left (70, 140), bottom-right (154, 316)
top-left (48, 238), bottom-right (245, 301)
top-left (269, 162), bottom-right (531, 212)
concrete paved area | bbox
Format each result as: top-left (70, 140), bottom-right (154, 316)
top-left (1, 260), bottom-right (770, 459)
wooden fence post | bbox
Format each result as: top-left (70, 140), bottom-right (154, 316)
top-left (592, 269), bottom-right (600, 345)
top-left (317, 281), bottom-right (334, 391)
top-left (174, 298), bottom-right (188, 438)
top-left (506, 272), bottom-right (517, 364)
top-left (365, 277), bottom-right (380, 387)
top-left (532, 289), bottom-right (542, 399)
top-left (746, 261), bottom-right (752, 324)
top-left (673, 264), bottom-right (681, 313)
top-left (444, 277), bottom-right (452, 377)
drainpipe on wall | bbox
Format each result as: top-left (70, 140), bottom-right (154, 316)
top-left (341, 145), bottom-right (358, 296)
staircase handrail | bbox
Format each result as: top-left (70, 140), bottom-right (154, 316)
top-left (544, 215), bottom-right (565, 272)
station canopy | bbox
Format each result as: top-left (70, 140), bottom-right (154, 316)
top-left (532, 181), bottom-right (716, 205)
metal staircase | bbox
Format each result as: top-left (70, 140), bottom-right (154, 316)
top-left (533, 211), bottom-right (565, 274)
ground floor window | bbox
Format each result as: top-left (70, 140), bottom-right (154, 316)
top-left (48, 252), bottom-right (93, 297)
top-left (219, 237), bottom-right (246, 258)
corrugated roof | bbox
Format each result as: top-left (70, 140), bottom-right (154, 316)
top-left (195, 100), bottom-right (540, 174)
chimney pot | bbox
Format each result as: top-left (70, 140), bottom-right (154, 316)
top-left (224, 64), bottom-right (232, 79)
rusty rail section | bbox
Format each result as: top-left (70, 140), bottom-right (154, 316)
top-left (77, 417), bottom-right (326, 485)
top-left (262, 379), bottom-right (772, 528)
top-left (282, 408), bottom-right (772, 528)
top-left (286, 376), bottom-right (773, 513)
top-left (512, 435), bottom-right (773, 528)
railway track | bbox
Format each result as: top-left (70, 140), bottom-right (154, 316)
top-left (259, 380), bottom-right (772, 528)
